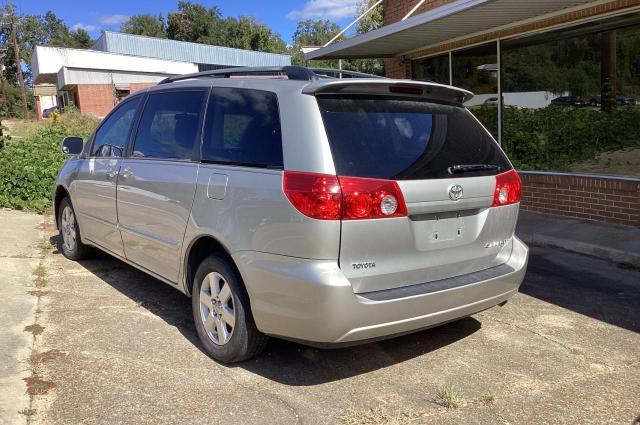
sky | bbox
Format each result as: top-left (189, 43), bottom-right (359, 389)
top-left (10, 0), bottom-right (364, 43)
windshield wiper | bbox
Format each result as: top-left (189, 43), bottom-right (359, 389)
top-left (448, 164), bottom-right (501, 174)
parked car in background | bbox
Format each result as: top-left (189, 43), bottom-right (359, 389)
top-left (550, 96), bottom-right (587, 107)
top-left (53, 66), bottom-right (529, 363)
top-left (42, 106), bottom-right (58, 118)
top-left (589, 94), bottom-right (637, 106)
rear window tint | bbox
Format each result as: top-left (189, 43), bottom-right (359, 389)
top-left (317, 96), bottom-right (511, 180)
top-left (202, 88), bottom-right (283, 169)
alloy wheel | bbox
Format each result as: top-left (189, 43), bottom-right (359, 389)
top-left (199, 272), bottom-right (236, 345)
top-left (60, 206), bottom-right (77, 252)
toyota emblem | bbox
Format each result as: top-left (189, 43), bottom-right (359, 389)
top-left (449, 184), bottom-right (463, 201)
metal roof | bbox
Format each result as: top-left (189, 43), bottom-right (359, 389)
top-left (93, 31), bottom-right (291, 67)
top-left (305, 0), bottom-right (601, 60)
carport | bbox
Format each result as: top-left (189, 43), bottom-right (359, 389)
top-left (307, 0), bottom-right (640, 227)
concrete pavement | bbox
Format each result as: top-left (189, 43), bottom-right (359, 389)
top-left (517, 211), bottom-right (640, 267)
top-left (1, 209), bottom-right (638, 424)
top-left (0, 209), bottom-right (44, 425)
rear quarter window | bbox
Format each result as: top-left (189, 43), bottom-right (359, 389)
top-left (317, 96), bottom-right (511, 180)
top-left (202, 88), bottom-right (283, 169)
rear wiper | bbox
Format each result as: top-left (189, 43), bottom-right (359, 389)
top-left (448, 164), bottom-right (501, 174)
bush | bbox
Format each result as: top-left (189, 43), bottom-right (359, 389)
top-left (472, 105), bottom-right (640, 170)
top-left (0, 112), bottom-right (99, 212)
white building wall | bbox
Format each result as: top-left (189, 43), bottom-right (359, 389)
top-left (32, 46), bottom-right (198, 84)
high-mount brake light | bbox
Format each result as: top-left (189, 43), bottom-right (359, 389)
top-left (492, 169), bottom-right (522, 207)
top-left (283, 172), bottom-right (407, 220)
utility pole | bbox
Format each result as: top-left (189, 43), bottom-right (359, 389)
top-left (8, 4), bottom-right (27, 119)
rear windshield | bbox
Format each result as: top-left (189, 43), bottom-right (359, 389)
top-left (317, 96), bottom-right (511, 180)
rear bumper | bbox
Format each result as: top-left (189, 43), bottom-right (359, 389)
top-left (233, 237), bottom-right (529, 345)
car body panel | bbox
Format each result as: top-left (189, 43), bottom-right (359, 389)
top-left (116, 159), bottom-right (199, 283)
top-left (72, 157), bottom-right (126, 257)
top-left (233, 236), bottom-right (527, 343)
top-left (53, 69), bottom-right (529, 347)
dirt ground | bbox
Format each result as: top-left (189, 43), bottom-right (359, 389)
top-left (569, 147), bottom-right (640, 177)
top-left (3, 211), bottom-right (639, 424)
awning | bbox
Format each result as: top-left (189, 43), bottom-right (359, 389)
top-left (305, 0), bottom-right (600, 60)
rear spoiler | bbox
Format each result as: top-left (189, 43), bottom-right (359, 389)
top-left (302, 79), bottom-right (473, 104)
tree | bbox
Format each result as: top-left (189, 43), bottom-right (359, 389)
top-left (121, 14), bottom-right (166, 38)
top-left (69, 29), bottom-right (93, 48)
top-left (223, 16), bottom-right (287, 53)
top-left (344, 0), bottom-right (385, 75)
top-left (291, 19), bottom-right (343, 67)
top-left (166, 2), bottom-right (225, 44)
top-left (0, 8), bottom-right (94, 84)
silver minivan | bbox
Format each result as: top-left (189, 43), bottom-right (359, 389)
top-left (55, 66), bottom-right (528, 363)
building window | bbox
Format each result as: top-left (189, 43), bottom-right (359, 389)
top-left (500, 15), bottom-right (640, 176)
top-left (451, 42), bottom-right (499, 140)
top-left (412, 53), bottom-right (449, 85)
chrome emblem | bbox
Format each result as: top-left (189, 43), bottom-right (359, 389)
top-left (449, 184), bottom-right (463, 201)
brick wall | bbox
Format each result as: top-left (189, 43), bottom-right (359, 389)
top-left (383, 0), bottom-right (455, 78)
top-left (520, 172), bottom-right (640, 227)
top-left (130, 82), bottom-right (157, 93)
top-left (75, 84), bottom-right (116, 117)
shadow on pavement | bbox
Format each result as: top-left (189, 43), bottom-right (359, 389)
top-left (519, 247), bottom-right (640, 333)
top-left (52, 240), bottom-right (481, 386)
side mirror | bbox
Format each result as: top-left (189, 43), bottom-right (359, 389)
top-left (60, 137), bottom-right (84, 155)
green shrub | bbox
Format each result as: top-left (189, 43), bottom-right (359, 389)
top-left (471, 105), bottom-right (640, 170)
top-left (0, 112), bottom-right (99, 213)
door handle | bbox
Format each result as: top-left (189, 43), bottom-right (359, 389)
top-left (120, 167), bottom-right (133, 180)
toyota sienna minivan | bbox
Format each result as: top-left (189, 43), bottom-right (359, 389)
top-left (54, 66), bottom-right (529, 363)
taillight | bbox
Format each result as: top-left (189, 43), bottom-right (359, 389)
top-left (339, 176), bottom-right (407, 220)
top-left (492, 169), bottom-right (522, 207)
top-left (283, 172), bottom-right (407, 220)
top-left (283, 171), bottom-right (342, 220)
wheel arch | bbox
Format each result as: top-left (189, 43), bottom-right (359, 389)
top-left (53, 185), bottom-right (70, 229)
top-left (183, 235), bottom-right (242, 297)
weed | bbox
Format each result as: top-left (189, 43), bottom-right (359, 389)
top-left (340, 405), bottom-right (417, 425)
top-left (32, 263), bottom-right (47, 287)
top-left (436, 385), bottom-right (464, 409)
top-left (32, 264), bottom-right (46, 278)
top-left (18, 408), bottom-right (36, 417)
top-left (481, 392), bottom-right (495, 404)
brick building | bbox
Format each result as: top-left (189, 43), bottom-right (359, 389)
top-left (31, 31), bottom-right (291, 118)
top-left (307, 0), bottom-right (640, 227)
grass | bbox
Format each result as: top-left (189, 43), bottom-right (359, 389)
top-left (3, 119), bottom-right (42, 140)
top-left (340, 406), bottom-right (417, 425)
top-left (481, 392), bottom-right (495, 405)
top-left (32, 264), bottom-right (47, 288)
top-left (436, 385), bottom-right (464, 409)
top-left (18, 408), bottom-right (37, 417)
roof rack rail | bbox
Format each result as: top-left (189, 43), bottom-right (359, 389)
top-left (159, 66), bottom-right (317, 84)
top-left (308, 68), bottom-right (386, 79)
top-left (158, 65), bottom-right (387, 84)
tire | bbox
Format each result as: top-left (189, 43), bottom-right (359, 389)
top-left (192, 255), bottom-right (268, 363)
top-left (58, 197), bottom-right (89, 261)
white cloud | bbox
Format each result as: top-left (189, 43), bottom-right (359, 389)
top-left (71, 23), bottom-right (99, 32)
top-left (287, 0), bottom-right (360, 20)
top-left (98, 14), bottom-right (130, 25)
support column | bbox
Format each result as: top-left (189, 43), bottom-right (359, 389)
top-left (601, 30), bottom-right (617, 112)
top-left (497, 39), bottom-right (503, 146)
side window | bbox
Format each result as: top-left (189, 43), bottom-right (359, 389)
top-left (132, 91), bottom-right (206, 160)
top-left (91, 97), bottom-right (141, 157)
top-left (203, 88), bottom-right (283, 168)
